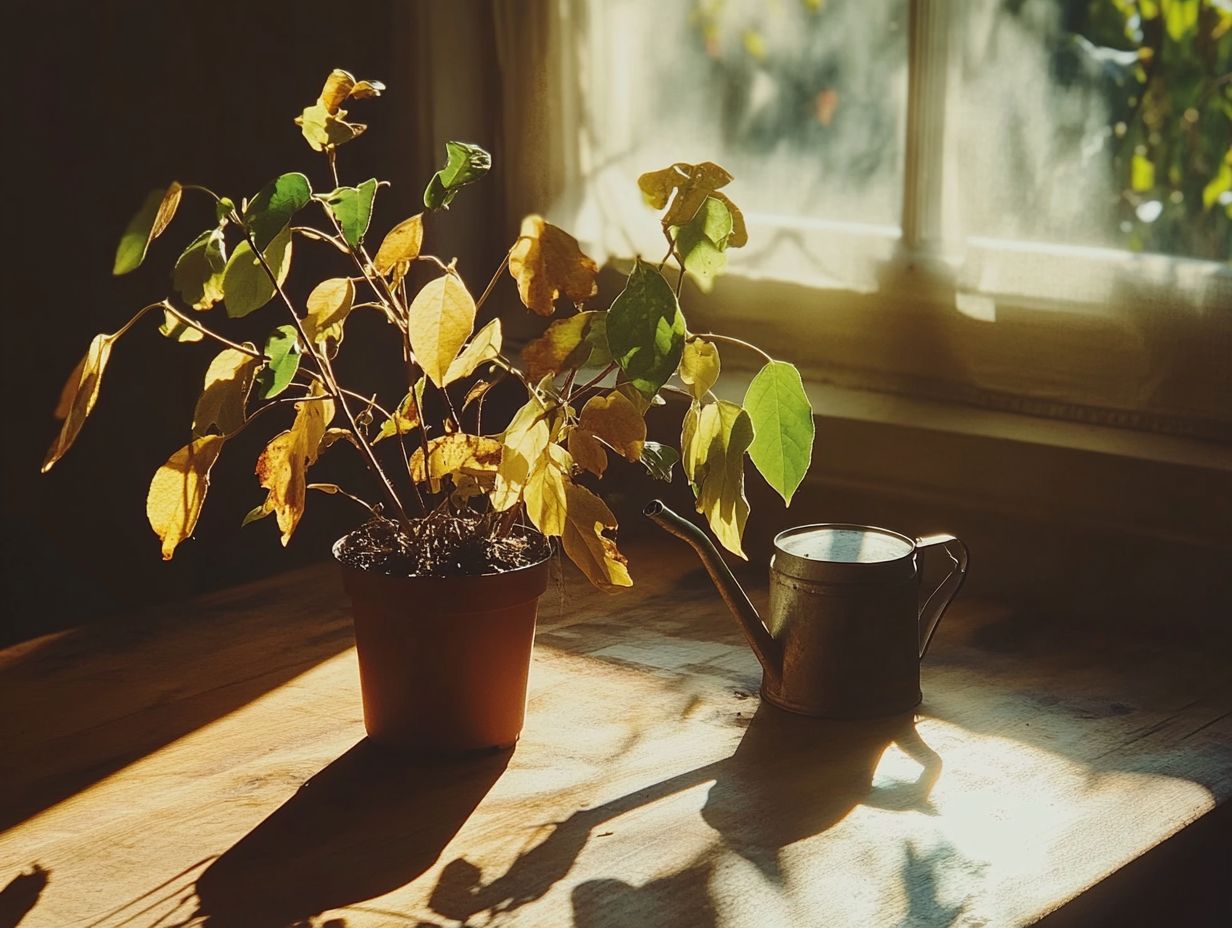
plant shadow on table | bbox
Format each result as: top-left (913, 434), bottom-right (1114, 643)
top-left (0, 864), bottom-right (49, 928)
top-left (427, 705), bottom-right (941, 927)
top-left (190, 739), bottom-right (509, 928)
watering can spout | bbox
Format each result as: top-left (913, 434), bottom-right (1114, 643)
top-left (643, 500), bottom-right (782, 687)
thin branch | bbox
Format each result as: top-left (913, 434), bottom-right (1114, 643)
top-left (474, 249), bottom-right (512, 313)
top-left (566, 363), bottom-right (618, 403)
top-left (159, 302), bottom-right (264, 358)
top-left (693, 332), bottom-right (774, 365)
top-left (415, 254), bottom-right (452, 273)
top-left (113, 302), bottom-right (166, 339)
top-left (293, 226), bottom-right (350, 253)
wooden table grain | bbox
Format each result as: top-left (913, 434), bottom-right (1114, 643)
top-left (2, 539), bottom-right (1229, 928)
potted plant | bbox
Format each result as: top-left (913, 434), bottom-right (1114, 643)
top-left (41, 69), bottom-right (816, 753)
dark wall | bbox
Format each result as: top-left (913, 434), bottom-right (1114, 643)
top-left (4, 1), bottom-right (501, 643)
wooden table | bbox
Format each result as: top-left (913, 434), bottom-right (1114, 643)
top-left (2, 539), bottom-right (1230, 927)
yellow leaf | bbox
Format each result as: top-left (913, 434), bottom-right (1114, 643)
top-left (463, 379), bottom-right (494, 411)
top-left (146, 435), bottom-right (225, 559)
top-left (637, 162), bottom-right (734, 228)
top-left (318, 69), bottom-right (356, 113)
top-left (409, 433), bottom-right (503, 493)
top-left (407, 273), bottom-right (476, 388)
top-left (193, 346), bottom-right (259, 437)
top-left (444, 318), bottom-right (503, 385)
top-left (508, 214), bottom-right (599, 316)
top-left (157, 308), bottom-right (203, 342)
top-left (254, 386), bottom-right (336, 545)
top-left (374, 384), bottom-right (423, 444)
top-left (561, 483), bottom-right (633, 590)
top-left (295, 103), bottom-right (366, 152)
top-left (491, 395), bottom-right (551, 511)
top-left (679, 337), bottom-right (720, 401)
top-left (525, 444), bottom-right (572, 536)
top-left (303, 277), bottom-right (355, 349)
top-left (578, 391), bottom-right (646, 462)
top-left (42, 333), bottom-right (117, 472)
top-left (684, 400), bottom-right (754, 558)
top-left (521, 312), bottom-right (598, 382)
top-left (373, 214), bottom-right (424, 274)
top-left (568, 427), bottom-right (608, 477)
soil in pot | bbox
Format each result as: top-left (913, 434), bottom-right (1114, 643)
top-left (335, 514), bottom-right (554, 755)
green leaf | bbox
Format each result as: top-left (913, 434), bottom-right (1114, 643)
top-left (423, 141), bottom-right (492, 210)
top-left (216, 197), bottom-right (237, 223)
top-left (173, 228), bottom-right (227, 310)
top-left (744, 361), bottom-right (814, 505)
top-left (254, 325), bottom-right (301, 399)
top-left (583, 313), bottom-right (613, 367)
top-left (245, 173), bottom-right (312, 251)
top-left (241, 500), bottom-right (273, 526)
top-left (325, 178), bottom-right (379, 248)
top-left (114, 182), bottom-right (182, 275)
top-left (157, 308), bottom-right (203, 343)
top-left (639, 441), bottom-right (679, 482)
top-left (673, 196), bottom-right (733, 291)
top-left (223, 224), bottom-right (294, 318)
top-left (606, 259), bottom-right (687, 396)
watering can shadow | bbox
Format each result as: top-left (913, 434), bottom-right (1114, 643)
top-left (645, 500), bottom-right (969, 719)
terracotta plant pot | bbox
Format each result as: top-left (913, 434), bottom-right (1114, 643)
top-left (334, 536), bottom-right (552, 754)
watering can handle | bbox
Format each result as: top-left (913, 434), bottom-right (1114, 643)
top-left (915, 534), bottom-right (969, 659)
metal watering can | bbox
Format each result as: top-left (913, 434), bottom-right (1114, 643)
top-left (645, 501), bottom-right (969, 718)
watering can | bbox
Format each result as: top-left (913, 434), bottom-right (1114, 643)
top-left (645, 500), bottom-right (968, 718)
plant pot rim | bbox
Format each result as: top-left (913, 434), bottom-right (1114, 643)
top-left (331, 525), bottom-right (554, 581)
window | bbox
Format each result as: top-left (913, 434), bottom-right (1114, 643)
top-left (520, 0), bottom-right (1231, 440)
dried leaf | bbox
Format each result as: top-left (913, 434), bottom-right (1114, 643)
top-left (462, 379), bottom-right (494, 411)
top-left (562, 483), bottom-right (633, 590)
top-left (373, 214), bottom-right (424, 274)
top-left (683, 400), bottom-right (754, 558)
top-left (374, 381), bottom-right (425, 444)
top-left (444, 318), bottom-right (502, 385)
top-left (637, 162), bottom-right (733, 227)
top-left (173, 228), bottom-right (227, 310)
top-left (146, 434), bottom-right (225, 559)
top-left (303, 277), bottom-right (355, 349)
top-left (42, 333), bottom-right (117, 472)
top-left (114, 182), bottom-right (182, 275)
top-left (318, 69), bottom-right (356, 113)
top-left (578, 391), bottom-right (646, 462)
top-left (568, 427), bottom-right (608, 477)
top-left (521, 311), bottom-right (600, 382)
top-left (255, 386), bottom-right (336, 545)
top-left (679, 337), bottom-right (720, 401)
top-left (491, 395), bottom-right (551, 511)
top-left (508, 215), bottom-right (599, 316)
top-left (193, 346), bottom-right (259, 437)
top-left (407, 273), bottom-right (476, 388)
top-left (157, 308), bottom-right (203, 342)
top-left (409, 433), bottom-right (502, 493)
top-left (525, 444), bottom-right (572, 537)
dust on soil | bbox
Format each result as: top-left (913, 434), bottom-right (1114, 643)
top-left (335, 513), bottom-right (551, 578)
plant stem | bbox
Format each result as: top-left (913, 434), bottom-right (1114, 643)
top-left (694, 332), bottom-right (775, 365)
top-left (567, 363), bottom-right (618, 403)
top-left (113, 302), bottom-right (165, 339)
top-left (159, 302), bottom-right (264, 358)
top-left (293, 226), bottom-right (350, 253)
top-left (474, 250), bottom-right (512, 313)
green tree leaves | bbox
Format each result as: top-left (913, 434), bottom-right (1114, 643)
top-left (246, 174), bottom-right (312, 251)
top-left (674, 196), bottom-right (735, 291)
top-left (223, 224), bottom-right (293, 318)
top-left (254, 325), bottom-right (301, 399)
top-left (423, 141), bottom-right (491, 210)
top-left (744, 361), bottom-right (814, 505)
top-left (173, 229), bottom-right (227, 310)
top-left (113, 183), bottom-right (182, 275)
top-left (325, 179), bottom-right (378, 247)
top-left (606, 260), bottom-right (686, 395)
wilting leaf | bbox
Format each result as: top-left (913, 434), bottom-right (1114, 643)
top-left (146, 434), bottom-right (225, 559)
top-left (296, 102), bottom-right (367, 151)
top-left (423, 141), bottom-right (492, 210)
top-left (562, 483), bottom-right (633, 590)
top-left (508, 215), bottom-right (599, 316)
top-left (254, 325), bottom-right (301, 399)
top-left (568, 428), bottom-right (608, 477)
top-left (407, 273), bottom-right (476, 387)
top-left (578, 391), bottom-right (646, 462)
top-left (242, 500), bottom-right (273, 526)
top-left (42, 333), bottom-right (117, 472)
top-left (462, 379), bottom-right (494, 410)
top-left (520, 312), bottom-right (601, 382)
top-left (744, 361), bottom-right (814, 505)
top-left (319, 69), bottom-right (357, 112)
top-left (303, 277), bottom-right (355, 349)
top-left (606, 260), bottom-right (687, 395)
top-left (679, 337), bottom-right (720, 401)
top-left (157, 308), bottom-right (203, 343)
top-left (491, 394), bottom-right (551, 511)
top-left (684, 400), bottom-right (754, 557)
top-left (245, 173), bottom-right (312, 251)
top-left (525, 444), bottom-right (572, 537)
top-left (615, 382), bottom-right (664, 415)
top-left (674, 197), bottom-right (734, 292)
top-left (223, 223), bottom-right (294, 318)
top-left (444, 318), bottom-right (502, 385)
top-left (255, 385), bottom-right (336, 545)
top-left (374, 380), bottom-right (425, 444)
top-left (639, 441), bottom-right (679, 482)
top-left (193, 346), bottom-right (259, 437)
top-left (320, 427), bottom-right (358, 452)
top-left (373, 214), bottom-right (424, 274)
top-left (114, 182), bottom-right (182, 275)
top-left (409, 433), bottom-right (502, 493)
top-left (173, 228), bottom-right (228, 311)
top-left (325, 179), bottom-right (379, 248)
top-left (638, 162), bottom-right (733, 227)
